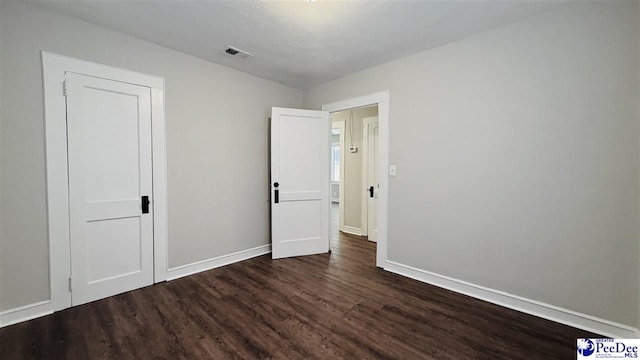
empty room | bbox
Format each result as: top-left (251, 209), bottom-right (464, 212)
top-left (0, 0), bottom-right (639, 359)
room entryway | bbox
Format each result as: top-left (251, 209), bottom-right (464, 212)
top-left (269, 91), bottom-right (389, 268)
top-left (329, 105), bottom-right (379, 248)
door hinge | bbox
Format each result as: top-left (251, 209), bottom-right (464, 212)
top-left (68, 277), bottom-right (72, 292)
top-left (63, 80), bottom-right (69, 97)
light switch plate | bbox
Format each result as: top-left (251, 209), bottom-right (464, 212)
top-left (389, 165), bottom-right (397, 176)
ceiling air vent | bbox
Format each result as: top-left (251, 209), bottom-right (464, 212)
top-left (223, 46), bottom-right (253, 60)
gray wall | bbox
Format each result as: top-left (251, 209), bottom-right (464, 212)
top-left (331, 106), bottom-right (378, 232)
top-left (305, 1), bottom-right (640, 327)
top-left (0, 2), bottom-right (302, 310)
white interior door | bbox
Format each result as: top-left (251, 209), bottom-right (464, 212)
top-left (271, 107), bottom-right (330, 259)
top-left (364, 117), bottom-right (379, 242)
top-left (66, 72), bottom-right (154, 305)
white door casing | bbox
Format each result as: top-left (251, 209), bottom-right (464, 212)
top-left (42, 52), bottom-right (168, 313)
top-left (271, 107), bottom-right (330, 259)
top-left (363, 116), bottom-right (379, 242)
top-left (66, 73), bottom-right (154, 305)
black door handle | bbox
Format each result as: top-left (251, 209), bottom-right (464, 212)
top-left (274, 182), bottom-right (279, 204)
top-left (368, 186), bottom-right (374, 198)
top-left (141, 196), bottom-right (150, 214)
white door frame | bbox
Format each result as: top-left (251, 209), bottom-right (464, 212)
top-left (42, 51), bottom-right (169, 312)
top-left (323, 91), bottom-right (389, 268)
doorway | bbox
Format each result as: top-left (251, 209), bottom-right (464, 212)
top-left (323, 91), bottom-right (390, 268)
top-left (269, 91), bottom-right (389, 267)
top-left (329, 106), bottom-right (378, 245)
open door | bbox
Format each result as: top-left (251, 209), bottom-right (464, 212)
top-left (271, 107), bottom-right (330, 259)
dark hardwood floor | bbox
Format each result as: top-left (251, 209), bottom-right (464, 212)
top-left (0, 204), bottom-right (597, 359)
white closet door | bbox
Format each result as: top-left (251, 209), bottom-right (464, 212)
top-left (66, 73), bottom-right (154, 305)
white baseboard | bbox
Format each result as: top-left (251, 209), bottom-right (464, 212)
top-left (4, 250), bottom-right (635, 339)
top-left (0, 245), bottom-right (272, 328)
top-left (0, 300), bottom-right (53, 328)
top-left (166, 244), bottom-right (272, 281)
top-left (342, 226), bottom-right (364, 236)
top-left (384, 260), bottom-right (639, 339)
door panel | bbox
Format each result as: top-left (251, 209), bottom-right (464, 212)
top-left (86, 217), bottom-right (142, 283)
top-left (365, 117), bottom-right (379, 242)
top-left (66, 73), bottom-right (153, 305)
top-left (82, 87), bottom-right (141, 202)
top-left (271, 107), bottom-right (330, 259)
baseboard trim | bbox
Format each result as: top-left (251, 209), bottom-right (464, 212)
top-left (342, 226), bottom-right (363, 236)
top-left (0, 300), bottom-right (53, 328)
top-left (166, 244), bottom-right (272, 281)
top-left (0, 245), bottom-right (272, 328)
top-left (384, 260), bottom-right (638, 339)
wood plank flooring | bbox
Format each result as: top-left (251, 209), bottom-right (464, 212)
top-left (0, 205), bottom-right (598, 359)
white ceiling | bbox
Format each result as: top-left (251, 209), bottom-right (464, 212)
top-left (27, 0), bottom-right (569, 89)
